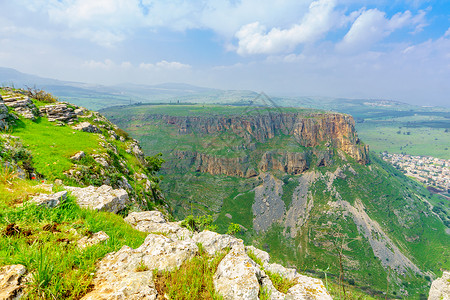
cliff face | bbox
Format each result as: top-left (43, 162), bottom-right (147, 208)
top-left (156, 111), bottom-right (368, 177)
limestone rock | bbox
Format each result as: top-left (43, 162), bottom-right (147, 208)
top-left (82, 234), bottom-right (198, 300)
top-left (65, 185), bottom-right (129, 213)
top-left (31, 191), bottom-right (67, 208)
top-left (72, 122), bottom-right (101, 133)
top-left (78, 231), bottom-right (110, 249)
top-left (429, 271), bottom-right (450, 300)
top-left (245, 245), bottom-right (270, 265)
top-left (286, 274), bottom-right (333, 300)
top-left (124, 211), bottom-right (192, 240)
top-left (2, 93), bottom-right (37, 120)
top-left (263, 262), bottom-right (298, 282)
top-left (71, 151), bottom-right (85, 161)
top-left (213, 244), bottom-right (261, 300)
top-left (0, 264), bottom-right (27, 300)
top-left (39, 103), bottom-right (78, 123)
top-left (192, 230), bottom-right (242, 256)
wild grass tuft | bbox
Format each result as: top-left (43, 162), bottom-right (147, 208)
top-left (153, 244), bottom-right (228, 300)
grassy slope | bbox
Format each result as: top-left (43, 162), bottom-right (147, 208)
top-left (11, 118), bottom-right (100, 179)
top-left (0, 171), bottom-right (147, 299)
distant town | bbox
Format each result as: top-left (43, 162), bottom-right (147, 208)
top-left (381, 152), bottom-right (450, 195)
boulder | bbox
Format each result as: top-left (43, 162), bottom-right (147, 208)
top-left (429, 271), bottom-right (450, 300)
top-left (70, 151), bottom-right (85, 161)
top-left (65, 185), bottom-right (129, 213)
top-left (0, 264), bottom-right (27, 300)
top-left (192, 230), bottom-right (242, 256)
top-left (72, 122), bottom-right (101, 133)
top-left (124, 211), bottom-right (192, 240)
top-left (287, 274), bottom-right (333, 300)
top-left (78, 231), bottom-right (110, 249)
top-left (31, 191), bottom-right (68, 208)
top-left (40, 103), bottom-right (78, 124)
top-left (82, 234), bottom-right (198, 300)
top-left (213, 243), bottom-right (261, 300)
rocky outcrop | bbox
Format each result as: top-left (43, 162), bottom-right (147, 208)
top-left (39, 103), bottom-right (78, 124)
top-left (124, 211), bottom-right (192, 240)
top-left (214, 243), bottom-right (261, 299)
top-left (152, 112), bottom-right (369, 164)
top-left (86, 210), bottom-right (332, 300)
top-left (428, 271), bottom-right (450, 300)
top-left (0, 264), bottom-right (27, 300)
top-left (81, 234), bottom-right (198, 300)
top-left (72, 122), bottom-right (101, 133)
top-left (31, 191), bottom-right (68, 208)
top-left (1, 92), bottom-right (38, 120)
top-left (0, 97), bottom-right (9, 130)
top-left (77, 231), bottom-right (110, 249)
top-left (65, 185), bottom-right (129, 213)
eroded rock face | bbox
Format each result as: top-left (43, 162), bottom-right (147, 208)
top-left (428, 271), bottom-right (450, 300)
top-left (0, 100), bottom-right (9, 130)
top-left (65, 185), bottom-right (129, 213)
top-left (0, 264), bottom-right (27, 300)
top-left (156, 112), bottom-right (368, 164)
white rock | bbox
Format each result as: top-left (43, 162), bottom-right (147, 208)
top-left (193, 230), bottom-right (242, 256)
top-left (65, 185), bottom-right (129, 213)
top-left (246, 245), bottom-right (270, 265)
top-left (429, 271), bottom-right (450, 300)
top-left (31, 191), bottom-right (67, 208)
top-left (124, 211), bottom-right (192, 240)
top-left (71, 151), bottom-right (85, 161)
top-left (286, 274), bottom-right (333, 300)
top-left (78, 231), bottom-right (110, 249)
top-left (82, 234), bottom-right (198, 300)
top-left (264, 262), bottom-right (298, 282)
top-left (72, 122), bottom-right (101, 133)
top-left (214, 243), bottom-right (261, 300)
top-left (0, 264), bottom-right (27, 300)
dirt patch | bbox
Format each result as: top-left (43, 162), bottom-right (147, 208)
top-left (3, 223), bottom-right (32, 237)
top-left (42, 223), bottom-right (60, 233)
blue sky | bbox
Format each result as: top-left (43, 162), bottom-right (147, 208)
top-left (0, 0), bottom-right (449, 106)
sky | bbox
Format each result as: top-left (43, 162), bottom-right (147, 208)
top-left (0, 0), bottom-right (449, 106)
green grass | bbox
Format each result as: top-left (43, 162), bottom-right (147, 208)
top-left (356, 119), bottom-right (450, 159)
top-left (154, 244), bottom-right (227, 300)
top-left (11, 118), bottom-right (100, 179)
top-left (0, 172), bottom-right (147, 299)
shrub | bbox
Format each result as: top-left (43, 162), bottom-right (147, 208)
top-left (181, 215), bottom-right (217, 232)
top-left (26, 87), bottom-right (57, 103)
top-left (226, 223), bottom-right (241, 236)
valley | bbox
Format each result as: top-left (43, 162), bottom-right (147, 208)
top-left (102, 102), bottom-right (450, 298)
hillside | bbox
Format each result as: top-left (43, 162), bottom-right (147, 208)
top-left (102, 103), bottom-right (450, 298)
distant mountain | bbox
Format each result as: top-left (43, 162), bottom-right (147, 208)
top-left (0, 67), bottom-right (258, 110)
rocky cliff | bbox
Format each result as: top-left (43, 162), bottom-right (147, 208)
top-left (154, 111), bottom-right (368, 177)
top-left (156, 112), bottom-right (368, 163)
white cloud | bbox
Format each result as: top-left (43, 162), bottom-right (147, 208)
top-left (235, 0), bottom-right (338, 55)
top-left (139, 60), bottom-right (191, 70)
top-left (336, 8), bottom-right (427, 53)
top-left (82, 59), bottom-right (116, 69)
